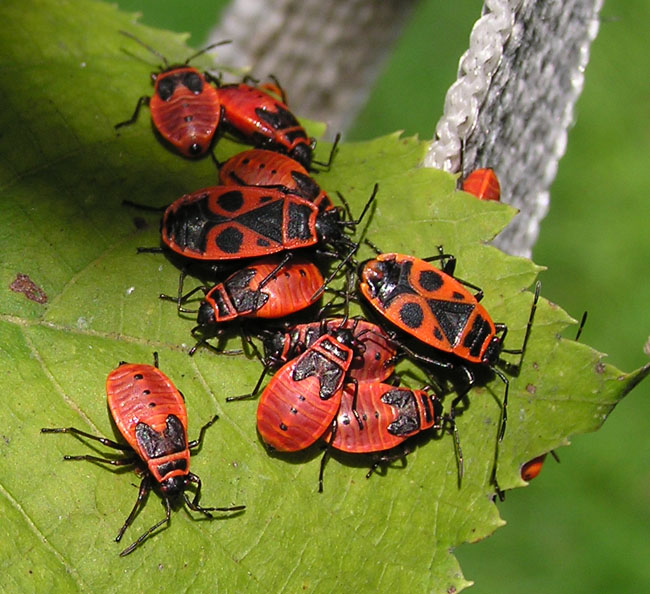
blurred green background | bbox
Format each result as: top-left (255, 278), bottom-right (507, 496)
top-left (112, 0), bottom-right (650, 591)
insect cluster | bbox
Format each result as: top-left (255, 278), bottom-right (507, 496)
top-left (43, 32), bottom-right (539, 556)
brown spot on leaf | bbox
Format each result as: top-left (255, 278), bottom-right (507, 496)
top-left (595, 362), bottom-right (606, 374)
top-left (526, 383), bottom-right (537, 394)
top-left (9, 273), bottom-right (48, 304)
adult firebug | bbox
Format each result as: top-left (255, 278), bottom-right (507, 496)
top-left (216, 81), bottom-right (314, 168)
top-left (41, 353), bottom-right (245, 556)
top-left (161, 184), bottom-right (376, 264)
top-left (358, 252), bottom-right (540, 441)
top-left (462, 168), bottom-right (501, 201)
top-left (219, 149), bottom-right (334, 212)
top-left (255, 330), bottom-right (358, 453)
top-left (115, 31), bottom-right (227, 158)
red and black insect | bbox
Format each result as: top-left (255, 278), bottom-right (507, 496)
top-left (317, 382), bottom-right (448, 485)
top-left (115, 31), bottom-right (227, 158)
top-left (256, 329), bottom-right (358, 453)
top-left (161, 254), bottom-right (326, 352)
top-left (325, 383), bottom-right (440, 455)
top-left (216, 81), bottom-right (314, 168)
top-left (358, 252), bottom-right (540, 441)
top-left (161, 184), bottom-right (376, 264)
top-left (261, 317), bottom-right (398, 384)
top-left (219, 149), bottom-right (334, 212)
top-left (41, 353), bottom-right (244, 556)
top-left (462, 168), bottom-right (501, 202)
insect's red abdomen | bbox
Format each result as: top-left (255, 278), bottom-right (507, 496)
top-left (106, 364), bottom-right (189, 483)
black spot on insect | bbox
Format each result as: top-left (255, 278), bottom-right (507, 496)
top-left (279, 423), bottom-right (288, 431)
top-left (157, 77), bottom-right (175, 101)
top-left (400, 302), bottom-right (424, 329)
top-left (215, 227), bottom-right (244, 253)
top-left (217, 190), bottom-right (244, 212)
top-left (182, 71), bottom-right (203, 94)
top-left (418, 270), bottom-right (443, 292)
top-left (134, 374), bottom-right (143, 380)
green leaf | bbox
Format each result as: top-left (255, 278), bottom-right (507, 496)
top-left (1, 1), bottom-right (647, 593)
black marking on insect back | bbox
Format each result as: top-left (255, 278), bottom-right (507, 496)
top-left (257, 238), bottom-right (271, 247)
top-left (292, 350), bottom-right (344, 400)
top-left (156, 458), bottom-right (188, 478)
top-left (182, 71), bottom-right (203, 94)
top-left (286, 200), bottom-right (314, 241)
top-left (418, 270), bottom-right (444, 293)
top-left (215, 227), bottom-right (244, 253)
top-left (184, 115), bottom-right (194, 122)
top-left (135, 415), bottom-right (186, 459)
top-left (419, 392), bottom-right (434, 425)
top-left (284, 129), bottom-right (309, 143)
top-left (369, 260), bottom-right (417, 308)
top-left (399, 302), bottom-right (424, 329)
top-left (383, 388), bottom-right (420, 436)
top-left (280, 423), bottom-right (288, 431)
top-left (434, 327), bottom-right (443, 341)
top-left (233, 199), bottom-right (285, 244)
top-left (207, 287), bottom-right (231, 318)
top-left (156, 75), bottom-right (176, 101)
top-left (166, 197), bottom-right (228, 253)
top-left (291, 172), bottom-right (320, 201)
top-left (318, 337), bottom-right (349, 362)
top-left (462, 314), bottom-right (492, 357)
top-left (217, 190), bottom-right (244, 212)
top-left (452, 291), bottom-right (465, 300)
top-left (226, 268), bottom-right (269, 313)
top-left (426, 299), bottom-right (474, 346)
top-left (256, 105), bottom-right (300, 131)
top-left (382, 387), bottom-right (412, 409)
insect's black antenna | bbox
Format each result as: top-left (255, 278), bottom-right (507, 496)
top-left (119, 30), bottom-right (169, 69)
top-left (184, 40), bottom-right (232, 65)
